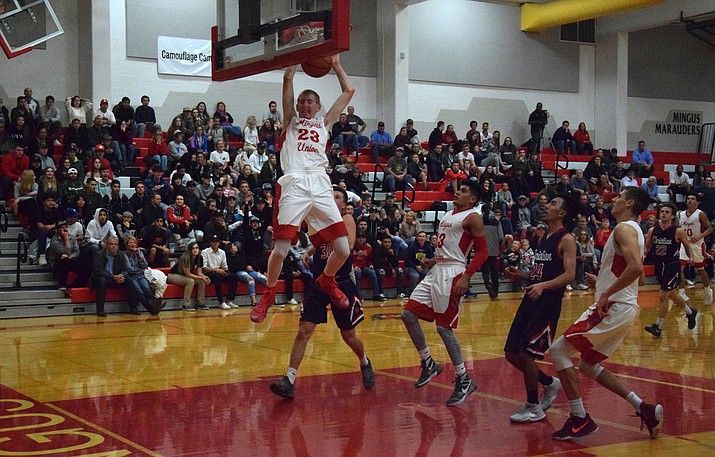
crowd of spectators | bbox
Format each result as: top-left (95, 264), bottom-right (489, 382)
top-left (2, 88), bottom-right (712, 314)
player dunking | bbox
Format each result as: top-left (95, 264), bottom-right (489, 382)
top-left (676, 192), bottom-right (713, 306)
top-left (401, 180), bottom-right (488, 406)
top-left (644, 203), bottom-right (697, 337)
top-left (269, 187), bottom-right (374, 399)
top-left (548, 187), bottom-right (664, 440)
top-left (251, 54), bottom-right (355, 324)
top-left (503, 195), bottom-right (578, 423)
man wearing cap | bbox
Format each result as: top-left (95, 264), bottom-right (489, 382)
top-left (95, 98), bottom-right (116, 129)
top-left (201, 235), bottom-right (239, 309)
top-left (47, 220), bottom-right (89, 289)
top-left (405, 118), bottom-right (419, 142)
top-left (252, 195), bottom-right (272, 228)
top-left (144, 165), bottom-right (170, 201)
top-left (195, 173), bottom-right (215, 203)
top-left (370, 121), bottom-right (393, 162)
top-left (169, 130), bottom-right (189, 166)
top-left (183, 180), bottom-right (202, 216)
top-left (201, 209), bottom-right (231, 249)
top-left (112, 97), bottom-right (138, 136)
top-left (32, 142), bottom-right (55, 171)
top-left (30, 195), bottom-right (62, 265)
top-left (248, 142), bottom-right (269, 175)
top-left (116, 211), bottom-right (137, 250)
top-left (385, 146), bottom-right (413, 192)
top-left (140, 215), bottom-right (172, 267)
top-left (363, 205), bottom-right (384, 247)
top-left (512, 195), bottom-right (533, 241)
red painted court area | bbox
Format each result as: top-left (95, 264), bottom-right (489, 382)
top-left (22, 358), bottom-right (710, 456)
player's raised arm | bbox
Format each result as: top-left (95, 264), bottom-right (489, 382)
top-left (324, 54), bottom-right (355, 127)
top-left (282, 65), bottom-right (298, 126)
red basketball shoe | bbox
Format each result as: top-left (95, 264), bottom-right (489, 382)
top-left (316, 274), bottom-right (349, 309)
top-left (250, 287), bottom-right (277, 323)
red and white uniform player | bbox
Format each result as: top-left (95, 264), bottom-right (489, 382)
top-left (251, 54), bottom-right (356, 324)
top-left (677, 194), bottom-right (714, 304)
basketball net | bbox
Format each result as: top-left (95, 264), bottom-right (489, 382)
top-left (283, 23), bottom-right (323, 48)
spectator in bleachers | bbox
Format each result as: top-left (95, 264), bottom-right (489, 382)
top-left (511, 195), bottom-right (532, 240)
top-left (570, 169), bottom-right (589, 195)
top-left (116, 211), bottom-right (137, 250)
top-left (29, 156), bottom-right (43, 180)
top-left (47, 219), bottom-right (89, 289)
top-left (499, 136), bottom-right (517, 169)
top-left (478, 179), bottom-right (496, 213)
top-left (496, 181), bottom-right (514, 215)
top-left (86, 207), bottom-right (116, 254)
top-left (510, 148), bottom-right (529, 175)
top-left (344, 166), bottom-right (369, 196)
top-left (573, 122), bottom-right (594, 155)
top-left (164, 173), bottom-right (187, 205)
top-left (252, 195), bottom-right (272, 228)
top-left (384, 146), bottom-right (413, 192)
top-left (0, 98), bottom-right (8, 126)
top-left (668, 164), bottom-right (691, 210)
top-left (33, 142), bottom-right (55, 171)
top-left (552, 120), bottom-right (576, 156)
top-left (64, 119), bottom-right (89, 155)
top-left (575, 229), bottom-right (597, 287)
top-left (427, 143), bottom-right (449, 182)
top-left (139, 191), bottom-right (165, 230)
top-left (464, 120), bottom-right (479, 146)
top-left (455, 142), bottom-right (475, 171)
top-left (206, 117), bottom-right (224, 148)
top-left (201, 235), bottom-right (238, 309)
top-left (393, 126), bottom-right (412, 151)
top-left (146, 129), bottom-right (169, 172)
top-left (697, 176), bottom-right (715, 224)
top-left (124, 236), bottom-right (160, 315)
top-left (502, 239), bottom-right (521, 278)
top-left (90, 236), bottom-right (128, 317)
top-left (530, 194), bottom-right (548, 227)
top-left (189, 125), bottom-right (209, 155)
top-left (584, 155), bottom-right (609, 194)
top-left (403, 231), bottom-right (433, 294)
top-left (167, 194), bottom-right (195, 250)
top-left (258, 118), bottom-right (279, 154)
top-left (589, 195), bottom-right (613, 230)
top-left (196, 102), bottom-right (212, 127)
top-left (440, 124), bottom-right (459, 149)
top-left (64, 144), bottom-right (84, 177)
top-left (112, 97), bottom-right (137, 136)
top-left (639, 212), bottom-right (656, 236)
top-left (479, 122), bottom-right (492, 143)
top-left (399, 210), bottom-right (421, 246)
top-left (30, 195), bottom-right (62, 265)
top-left (243, 116), bottom-right (260, 154)
top-left (189, 152), bottom-right (209, 181)
top-left (167, 241), bottom-right (209, 311)
top-left (370, 121), bottom-right (393, 162)
top-left (528, 103), bottom-right (547, 153)
top-left (508, 167), bottom-right (530, 202)
top-left (373, 234), bottom-right (406, 298)
top-left (27, 126), bottom-right (49, 157)
top-left (594, 218), bottom-right (612, 252)
top-left (0, 121), bottom-right (13, 156)
top-left (480, 130), bottom-right (504, 171)
top-left (94, 98), bottom-right (116, 130)
top-left (631, 140), bottom-right (654, 178)
top-left (692, 164), bottom-right (710, 190)
top-left (642, 176), bottom-right (661, 207)
top-left (226, 243), bottom-right (261, 307)
top-left (573, 215), bottom-right (594, 239)
top-left (0, 142), bottom-right (30, 200)
top-left (200, 207), bottom-right (229, 249)
top-left (7, 114), bottom-right (31, 147)
top-left (555, 173), bottom-right (574, 195)
top-left (169, 163), bottom-right (194, 187)
top-left (23, 88), bottom-right (39, 122)
top-left (127, 181), bottom-right (148, 220)
top-left (575, 192), bottom-right (591, 221)
top-left (112, 120), bottom-right (135, 169)
top-left (362, 206), bottom-right (383, 247)
top-left (134, 95), bottom-right (156, 138)
top-left (263, 100), bottom-right (283, 130)
top-left (144, 165), bottom-right (169, 201)
top-left (167, 116), bottom-right (184, 140)
top-left (184, 181), bottom-right (202, 215)
top-left (140, 215), bottom-right (172, 268)
top-left (481, 209), bottom-right (505, 298)
top-left (10, 96), bottom-right (33, 131)
top-left (81, 178), bottom-right (103, 220)
top-left (621, 166), bottom-right (639, 188)
top-left (407, 151), bottom-right (429, 191)
top-left (169, 130), bottom-right (189, 168)
top-left (258, 153), bottom-right (278, 188)
top-left (346, 106), bottom-right (368, 148)
top-left (96, 168), bottom-right (112, 198)
top-left (38, 166), bottom-right (62, 202)
top-left (86, 115), bottom-right (109, 153)
top-left (195, 172), bottom-right (215, 203)
top-left (242, 205), bottom-right (270, 272)
top-left (381, 205), bottom-right (408, 256)
top-left (65, 95), bottom-right (92, 126)
top-left (209, 138), bottom-right (231, 170)
top-left (12, 169), bottom-right (37, 219)
top-left (332, 113), bottom-right (358, 153)
top-left (280, 246), bottom-right (312, 305)
top-left (214, 102), bottom-right (243, 139)
top-left (104, 180), bottom-right (129, 226)
top-left (352, 231), bottom-right (385, 301)
top-left (493, 208), bottom-right (514, 247)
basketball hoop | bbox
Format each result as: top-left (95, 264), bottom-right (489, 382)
top-left (278, 22), bottom-right (324, 49)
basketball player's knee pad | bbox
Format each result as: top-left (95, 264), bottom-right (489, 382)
top-left (578, 359), bottom-right (604, 380)
top-left (549, 337), bottom-right (575, 372)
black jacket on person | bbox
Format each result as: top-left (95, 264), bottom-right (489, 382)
top-left (91, 249), bottom-right (129, 281)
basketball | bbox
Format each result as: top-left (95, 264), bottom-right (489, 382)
top-left (301, 56), bottom-right (332, 78)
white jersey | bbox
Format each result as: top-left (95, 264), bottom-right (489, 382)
top-left (678, 208), bottom-right (705, 258)
top-left (595, 220), bottom-right (643, 307)
top-left (434, 208), bottom-right (478, 265)
top-left (282, 116), bottom-right (329, 172)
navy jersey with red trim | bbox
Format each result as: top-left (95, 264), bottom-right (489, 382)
top-left (650, 225), bottom-right (680, 264)
top-left (313, 243), bottom-right (352, 281)
top-left (529, 227), bottom-right (569, 297)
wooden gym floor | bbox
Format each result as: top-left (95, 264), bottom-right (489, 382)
top-left (0, 285), bottom-right (713, 456)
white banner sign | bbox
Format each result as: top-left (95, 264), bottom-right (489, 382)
top-left (157, 36), bottom-right (212, 77)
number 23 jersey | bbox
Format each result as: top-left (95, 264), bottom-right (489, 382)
top-left (282, 116), bottom-right (330, 171)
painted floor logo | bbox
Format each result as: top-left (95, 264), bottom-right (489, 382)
top-left (0, 385), bottom-right (156, 456)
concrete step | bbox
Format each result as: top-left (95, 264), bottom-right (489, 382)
top-left (0, 280), bottom-right (58, 288)
top-left (0, 288), bottom-right (66, 300)
top-left (0, 271), bottom-right (54, 282)
top-left (0, 256), bottom-right (50, 270)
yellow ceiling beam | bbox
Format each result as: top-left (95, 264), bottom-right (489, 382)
top-left (521, 0), bottom-right (666, 33)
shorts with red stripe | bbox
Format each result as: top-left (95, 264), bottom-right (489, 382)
top-left (403, 263), bottom-right (464, 328)
top-left (273, 171), bottom-right (347, 246)
top-left (504, 293), bottom-right (563, 360)
top-left (562, 301), bottom-right (639, 366)
top-left (680, 241), bottom-right (706, 269)
top-left (656, 261), bottom-right (680, 291)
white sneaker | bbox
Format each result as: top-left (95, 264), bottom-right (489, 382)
top-left (219, 302), bottom-right (231, 310)
top-left (679, 289), bottom-right (690, 302)
top-left (287, 298), bottom-right (299, 305)
top-left (576, 284), bottom-right (589, 290)
top-left (539, 377), bottom-right (562, 411)
top-left (686, 279), bottom-right (695, 286)
top-left (706, 288), bottom-right (713, 305)
top-left (228, 301), bottom-right (239, 308)
top-left (38, 254), bottom-right (47, 266)
top-left (509, 403), bottom-right (546, 423)
top-left (398, 293), bottom-right (407, 299)
top-left (566, 284), bottom-right (573, 291)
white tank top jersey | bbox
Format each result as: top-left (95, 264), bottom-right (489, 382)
top-left (595, 220), bottom-right (643, 307)
top-left (678, 208), bottom-right (705, 256)
top-left (282, 116), bottom-right (329, 172)
top-left (434, 208), bottom-right (478, 265)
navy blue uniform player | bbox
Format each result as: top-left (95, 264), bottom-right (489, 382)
top-left (270, 187), bottom-right (375, 399)
top-left (504, 195), bottom-right (578, 423)
top-left (644, 203), bottom-right (697, 337)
